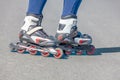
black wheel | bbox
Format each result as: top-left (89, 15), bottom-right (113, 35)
top-left (65, 50), bottom-right (71, 55)
top-left (65, 46), bottom-right (72, 55)
top-left (86, 45), bottom-right (95, 55)
top-left (76, 50), bottom-right (82, 55)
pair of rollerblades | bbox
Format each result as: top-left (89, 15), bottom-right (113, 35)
top-left (9, 15), bottom-right (95, 59)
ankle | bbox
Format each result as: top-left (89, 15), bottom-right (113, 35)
top-left (21, 14), bottom-right (43, 31)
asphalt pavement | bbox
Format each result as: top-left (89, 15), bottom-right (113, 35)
top-left (0, 0), bottom-right (120, 80)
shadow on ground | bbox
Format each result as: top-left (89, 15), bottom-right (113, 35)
top-left (94, 47), bottom-right (120, 55)
top-left (10, 47), bottom-right (120, 59)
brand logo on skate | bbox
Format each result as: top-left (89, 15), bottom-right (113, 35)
top-left (79, 40), bottom-right (87, 44)
top-left (35, 38), bottom-right (46, 44)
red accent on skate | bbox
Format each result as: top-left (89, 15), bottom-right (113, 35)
top-left (17, 49), bottom-right (25, 53)
top-left (29, 46), bottom-right (37, 55)
top-left (87, 46), bottom-right (95, 55)
top-left (41, 52), bottom-right (50, 57)
top-left (55, 50), bottom-right (61, 57)
top-left (36, 38), bottom-right (40, 44)
top-left (79, 40), bottom-right (86, 44)
top-left (58, 35), bottom-right (63, 41)
top-left (54, 48), bottom-right (63, 59)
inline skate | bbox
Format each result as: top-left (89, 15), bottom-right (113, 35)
top-left (55, 15), bottom-right (95, 55)
top-left (9, 15), bottom-right (64, 59)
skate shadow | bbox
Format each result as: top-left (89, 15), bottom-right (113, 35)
top-left (94, 47), bottom-right (120, 55)
top-left (70, 47), bottom-right (120, 56)
top-left (11, 47), bottom-right (120, 59)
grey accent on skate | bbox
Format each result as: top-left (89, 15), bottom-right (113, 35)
top-left (61, 15), bottom-right (77, 19)
top-left (26, 13), bottom-right (43, 19)
top-left (27, 27), bottom-right (43, 35)
top-left (20, 33), bottom-right (35, 43)
top-left (26, 14), bottom-right (43, 26)
top-left (0, 0), bottom-right (120, 80)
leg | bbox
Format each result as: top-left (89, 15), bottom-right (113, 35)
top-left (21, 0), bottom-right (47, 31)
top-left (56, 0), bottom-right (82, 41)
top-left (62, 0), bottom-right (82, 17)
top-left (20, 0), bottom-right (55, 46)
top-left (56, 0), bottom-right (92, 45)
top-left (27, 0), bottom-right (47, 15)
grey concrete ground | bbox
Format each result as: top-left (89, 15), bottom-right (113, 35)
top-left (0, 0), bottom-right (120, 80)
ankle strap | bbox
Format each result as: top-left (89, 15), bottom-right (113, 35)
top-left (27, 27), bottom-right (43, 35)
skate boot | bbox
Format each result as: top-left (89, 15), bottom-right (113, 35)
top-left (19, 15), bottom-right (54, 46)
top-left (55, 15), bottom-right (95, 55)
top-left (10, 14), bottom-right (64, 59)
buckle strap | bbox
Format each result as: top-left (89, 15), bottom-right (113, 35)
top-left (27, 26), bottom-right (43, 35)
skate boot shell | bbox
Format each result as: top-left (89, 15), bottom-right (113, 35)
top-left (9, 15), bottom-right (64, 59)
top-left (55, 15), bottom-right (95, 55)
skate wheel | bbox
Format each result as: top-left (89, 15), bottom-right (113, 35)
top-left (41, 52), bottom-right (50, 57)
top-left (28, 46), bottom-right (37, 55)
top-left (76, 50), bottom-right (82, 55)
top-left (65, 46), bottom-right (72, 55)
top-left (54, 48), bottom-right (63, 59)
top-left (65, 51), bottom-right (71, 55)
top-left (17, 48), bottom-right (25, 53)
top-left (87, 45), bottom-right (95, 55)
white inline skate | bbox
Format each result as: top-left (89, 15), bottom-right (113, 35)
top-left (55, 15), bottom-right (95, 55)
top-left (9, 14), bottom-right (64, 59)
